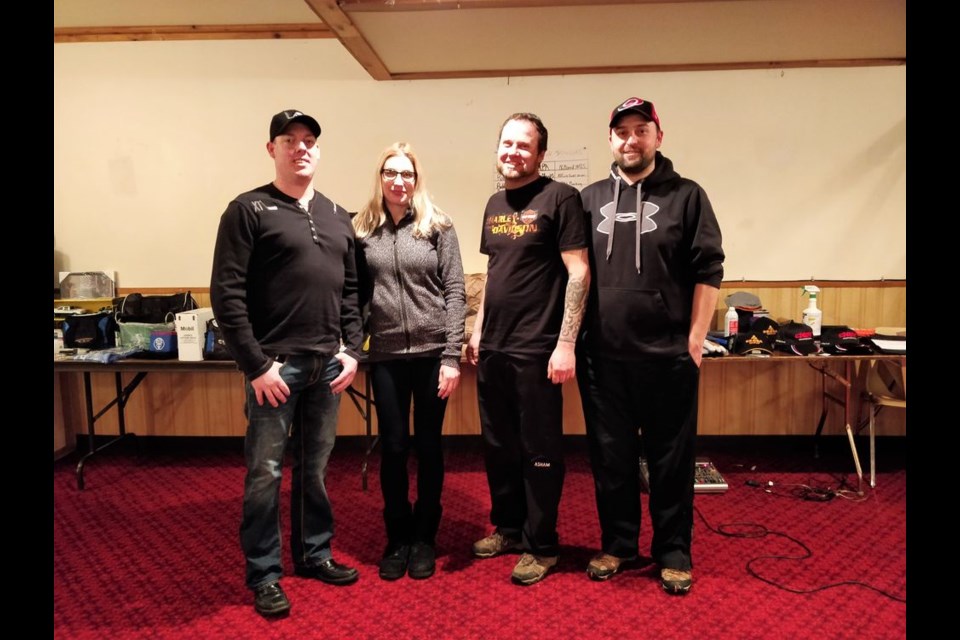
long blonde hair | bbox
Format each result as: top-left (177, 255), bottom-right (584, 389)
top-left (353, 142), bottom-right (451, 240)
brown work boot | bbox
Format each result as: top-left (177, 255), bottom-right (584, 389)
top-left (511, 553), bottom-right (558, 585)
top-left (472, 531), bottom-right (521, 558)
top-left (586, 552), bottom-right (636, 581)
top-left (660, 567), bottom-right (693, 595)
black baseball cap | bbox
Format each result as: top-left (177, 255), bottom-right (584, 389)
top-left (750, 317), bottom-right (780, 340)
top-left (776, 321), bottom-right (821, 356)
top-left (734, 329), bottom-right (774, 356)
top-left (820, 325), bottom-right (870, 354)
top-left (609, 97), bottom-right (661, 129)
top-left (269, 109), bottom-right (321, 140)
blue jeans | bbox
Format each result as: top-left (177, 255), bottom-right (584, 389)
top-left (240, 354), bottom-right (343, 590)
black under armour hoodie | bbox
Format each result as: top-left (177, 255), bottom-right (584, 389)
top-left (579, 152), bottom-right (724, 358)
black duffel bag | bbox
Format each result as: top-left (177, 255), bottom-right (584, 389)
top-left (62, 310), bottom-right (117, 350)
top-left (115, 291), bottom-right (198, 324)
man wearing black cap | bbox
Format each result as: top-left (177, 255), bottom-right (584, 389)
top-left (577, 97), bottom-right (725, 594)
top-left (211, 109), bottom-right (364, 616)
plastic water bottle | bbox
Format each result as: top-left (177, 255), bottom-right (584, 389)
top-left (724, 306), bottom-right (739, 337)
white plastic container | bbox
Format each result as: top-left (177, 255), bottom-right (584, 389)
top-left (802, 286), bottom-right (822, 337)
top-left (724, 306), bottom-right (739, 337)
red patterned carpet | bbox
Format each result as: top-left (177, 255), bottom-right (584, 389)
top-left (54, 436), bottom-right (906, 639)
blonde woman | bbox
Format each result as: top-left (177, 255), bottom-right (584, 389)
top-left (354, 142), bottom-right (466, 580)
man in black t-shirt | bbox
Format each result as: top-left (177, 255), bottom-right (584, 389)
top-left (465, 113), bottom-right (590, 586)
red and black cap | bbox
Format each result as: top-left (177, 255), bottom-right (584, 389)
top-left (820, 325), bottom-right (871, 354)
top-left (609, 97), bottom-right (661, 129)
top-left (775, 321), bottom-right (821, 356)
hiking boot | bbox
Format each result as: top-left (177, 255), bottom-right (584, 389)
top-left (511, 553), bottom-right (558, 585)
top-left (586, 552), bottom-right (636, 581)
top-left (660, 567), bottom-right (692, 595)
top-left (472, 531), bottom-right (521, 558)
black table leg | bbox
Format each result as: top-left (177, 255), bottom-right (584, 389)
top-left (75, 371), bottom-right (147, 490)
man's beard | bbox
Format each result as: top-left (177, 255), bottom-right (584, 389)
top-left (615, 152), bottom-right (654, 176)
top-left (498, 160), bottom-right (535, 180)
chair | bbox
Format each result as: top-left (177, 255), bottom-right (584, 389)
top-left (856, 358), bottom-right (906, 488)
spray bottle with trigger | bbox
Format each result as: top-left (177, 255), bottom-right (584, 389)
top-left (801, 285), bottom-right (822, 337)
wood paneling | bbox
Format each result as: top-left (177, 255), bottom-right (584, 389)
top-left (441, 359), bottom-right (905, 438)
top-left (58, 369), bottom-right (371, 438)
top-left (60, 281), bottom-right (905, 440)
top-left (54, 374), bottom-right (75, 459)
top-left (58, 356), bottom-right (905, 440)
top-left (713, 281), bottom-right (906, 331)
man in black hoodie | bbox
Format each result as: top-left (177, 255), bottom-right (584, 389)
top-left (577, 98), bottom-right (725, 595)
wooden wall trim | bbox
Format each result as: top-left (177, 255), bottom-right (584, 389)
top-left (341, 0), bottom-right (738, 11)
top-left (116, 287), bottom-right (212, 295)
top-left (389, 58), bottom-right (905, 81)
top-left (719, 280), bottom-right (905, 289)
top-left (113, 280), bottom-right (904, 296)
top-left (53, 24), bottom-right (335, 43)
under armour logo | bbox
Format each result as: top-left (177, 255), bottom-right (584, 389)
top-left (597, 200), bottom-right (659, 235)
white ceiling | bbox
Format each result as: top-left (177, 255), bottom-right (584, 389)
top-left (53, 0), bottom-right (906, 80)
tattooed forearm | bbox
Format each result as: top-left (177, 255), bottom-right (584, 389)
top-left (558, 275), bottom-right (587, 343)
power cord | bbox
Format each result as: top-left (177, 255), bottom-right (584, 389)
top-left (694, 505), bottom-right (906, 603)
top-left (745, 479), bottom-right (867, 502)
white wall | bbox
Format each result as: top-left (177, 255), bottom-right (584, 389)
top-left (54, 39), bottom-right (906, 287)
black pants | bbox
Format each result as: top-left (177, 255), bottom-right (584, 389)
top-left (576, 350), bottom-right (699, 571)
top-left (477, 351), bottom-right (565, 557)
top-left (371, 357), bottom-right (448, 547)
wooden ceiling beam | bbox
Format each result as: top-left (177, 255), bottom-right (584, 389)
top-left (303, 0), bottom-right (392, 80)
top-left (53, 23), bottom-right (334, 43)
top-left (340, 0), bottom-right (748, 11)
top-left (388, 57), bottom-right (906, 81)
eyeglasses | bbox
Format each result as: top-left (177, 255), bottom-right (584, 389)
top-left (381, 169), bottom-right (417, 182)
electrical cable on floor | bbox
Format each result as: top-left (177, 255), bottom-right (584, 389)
top-left (745, 477), bottom-right (868, 502)
top-left (694, 505), bottom-right (906, 603)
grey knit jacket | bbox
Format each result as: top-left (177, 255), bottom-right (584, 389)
top-left (356, 212), bottom-right (466, 368)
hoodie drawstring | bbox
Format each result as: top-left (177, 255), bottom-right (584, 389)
top-left (605, 172), bottom-right (643, 274)
top-left (605, 176), bottom-right (620, 263)
top-left (635, 185), bottom-right (643, 274)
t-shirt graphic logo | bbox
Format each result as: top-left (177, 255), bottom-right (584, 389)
top-left (487, 210), bottom-right (539, 240)
top-left (597, 199), bottom-right (659, 235)
top-left (251, 200), bottom-right (278, 213)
